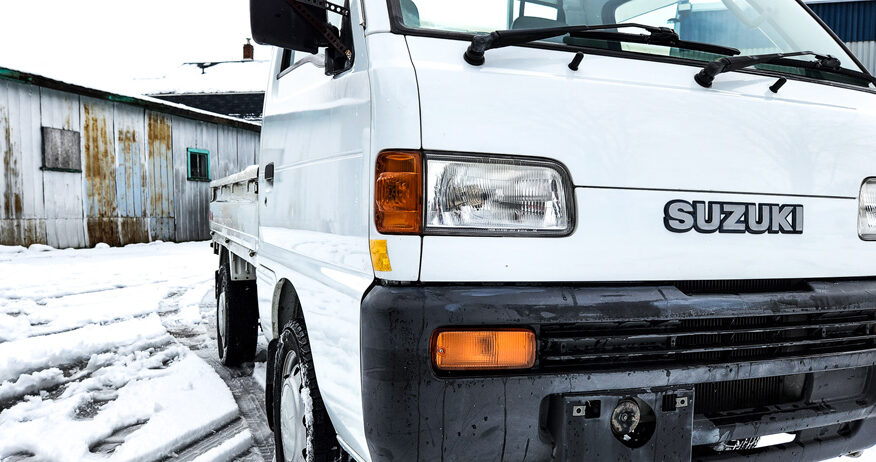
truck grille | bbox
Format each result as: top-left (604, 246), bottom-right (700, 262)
top-left (539, 309), bottom-right (876, 371)
top-left (694, 375), bottom-right (805, 416)
top-left (673, 279), bottom-right (811, 295)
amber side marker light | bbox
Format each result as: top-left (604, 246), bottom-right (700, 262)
top-left (432, 329), bottom-right (536, 371)
top-left (375, 150), bottom-right (422, 234)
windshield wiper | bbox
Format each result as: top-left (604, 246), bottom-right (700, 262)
top-left (694, 51), bottom-right (876, 87)
top-left (464, 23), bottom-right (741, 66)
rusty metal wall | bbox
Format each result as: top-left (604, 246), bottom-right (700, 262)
top-left (82, 97), bottom-right (121, 247)
top-left (0, 78), bottom-right (260, 248)
top-left (0, 79), bottom-right (45, 247)
top-left (146, 111), bottom-right (175, 242)
top-left (114, 104), bottom-right (150, 245)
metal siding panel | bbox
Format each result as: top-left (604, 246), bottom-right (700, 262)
top-left (810, 1), bottom-right (876, 42)
top-left (169, 117), bottom-right (253, 242)
top-left (13, 80), bottom-right (44, 220)
top-left (846, 40), bottom-right (876, 74)
top-left (147, 111), bottom-right (175, 242)
top-left (40, 88), bottom-right (80, 131)
top-left (39, 88), bottom-right (87, 248)
top-left (217, 125), bottom-right (237, 179)
top-left (0, 80), bottom-right (20, 222)
top-left (43, 171), bottom-right (85, 240)
top-left (237, 129), bottom-right (259, 171)
top-left (114, 104), bottom-right (149, 245)
top-left (0, 80), bottom-right (46, 246)
top-left (82, 97), bottom-right (120, 246)
top-left (172, 116), bottom-right (218, 241)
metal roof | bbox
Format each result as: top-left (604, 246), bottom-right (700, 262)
top-left (0, 66), bottom-right (261, 132)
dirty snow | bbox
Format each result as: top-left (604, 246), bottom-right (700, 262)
top-left (191, 430), bottom-right (254, 462)
top-left (0, 242), bottom-right (264, 461)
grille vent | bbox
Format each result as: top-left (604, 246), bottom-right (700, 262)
top-left (539, 309), bottom-right (876, 371)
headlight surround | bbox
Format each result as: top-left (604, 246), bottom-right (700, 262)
top-left (425, 153), bottom-right (574, 236)
top-left (860, 178), bottom-right (876, 240)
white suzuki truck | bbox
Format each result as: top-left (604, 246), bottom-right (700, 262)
top-left (209, 0), bottom-right (876, 460)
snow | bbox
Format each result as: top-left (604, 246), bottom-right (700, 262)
top-left (0, 241), bottom-right (255, 461)
top-left (252, 362), bottom-right (267, 392)
top-left (132, 60), bottom-right (271, 95)
top-left (0, 315), bottom-right (169, 383)
top-left (191, 430), bottom-right (253, 462)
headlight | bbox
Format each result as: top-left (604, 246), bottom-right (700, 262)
top-left (860, 178), bottom-right (876, 240)
top-left (425, 154), bottom-right (574, 236)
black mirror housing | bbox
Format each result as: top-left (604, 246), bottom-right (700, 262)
top-left (250, 0), bottom-right (326, 54)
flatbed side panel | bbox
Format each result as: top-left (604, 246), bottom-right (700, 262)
top-left (210, 167), bottom-right (259, 255)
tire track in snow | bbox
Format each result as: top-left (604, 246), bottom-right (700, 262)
top-left (160, 283), bottom-right (274, 461)
top-left (161, 418), bottom-right (251, 461)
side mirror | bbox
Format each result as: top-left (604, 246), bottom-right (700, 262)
top-left (250, 0), bottom-right (327, 54)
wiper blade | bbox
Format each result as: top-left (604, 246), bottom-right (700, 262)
top-left (694, 51), bottom-right (876, 87)
top-left (463, 23), bottom-right (741, 66)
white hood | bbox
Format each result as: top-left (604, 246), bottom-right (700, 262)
top-left (405, 36), bottom-right (876, 282)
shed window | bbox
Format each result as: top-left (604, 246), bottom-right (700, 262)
top-left (41, 127), bottom-right (81, 172)
top-left (187, 148), bottom-right (210, 181)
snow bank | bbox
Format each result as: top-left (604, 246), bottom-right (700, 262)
top-left (0, 241), bottom-right (249, 461)
top-left (0, 315), bottom-right (169, 383)
top-left (0, 351), bottom-right (238, 462)
top-left (0, 245), bottom-right (26, 254)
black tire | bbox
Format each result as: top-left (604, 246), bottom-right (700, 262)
top-left (215, 256), bottom-right (258, 366)
top-left (272, 319), bottom-right (346, 462)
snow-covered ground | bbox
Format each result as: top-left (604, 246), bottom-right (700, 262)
top-left (0, 242), bottom-right (269, 462)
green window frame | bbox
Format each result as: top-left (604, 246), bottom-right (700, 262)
top-left (187, 148), bottom-right (211, 182)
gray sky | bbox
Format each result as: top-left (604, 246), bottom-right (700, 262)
top-left (0, 0), bottom-right (271, 93)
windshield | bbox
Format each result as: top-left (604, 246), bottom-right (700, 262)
top-left (392, 0), bottom-right (865, 82)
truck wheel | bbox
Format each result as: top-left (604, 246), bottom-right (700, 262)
top-left (272, 320), bottom-right (344, 462)
top-left (215, 259), bottom-right (258, 366)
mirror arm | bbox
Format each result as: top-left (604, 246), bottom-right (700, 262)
top-left (285, 0), bottom-right (352, 61)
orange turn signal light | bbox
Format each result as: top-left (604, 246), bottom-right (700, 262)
top-left (375, 151), bottom-right (422, 234)
top-left (432, 329), bottom-right (536, 371)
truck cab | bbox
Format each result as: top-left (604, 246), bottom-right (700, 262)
top-left (210, 0), bottom-right (876, 460)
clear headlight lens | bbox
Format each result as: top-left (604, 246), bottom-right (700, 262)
top-left (860, 178), bottom-right (876, 240)
top-left (425, 154), bottom-right (573, 235)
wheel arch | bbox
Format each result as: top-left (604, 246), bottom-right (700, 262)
top-left (272, 278), bottom-right (304, 339)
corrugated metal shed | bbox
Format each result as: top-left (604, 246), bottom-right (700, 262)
top-left (0, 66), bottom-right (260, 248)
top-left (808, 0), bottom-right (876, 74)
top-left (809, 1), bottom-right (876, 42)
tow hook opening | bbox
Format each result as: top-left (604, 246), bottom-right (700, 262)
top-left (611, 398), bottom-right (656, 449)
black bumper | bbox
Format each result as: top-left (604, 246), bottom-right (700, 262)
top-left (360, 280), bottom-right (876, 461)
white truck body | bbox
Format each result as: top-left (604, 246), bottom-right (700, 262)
top-left (211, 0), bottom-right (876, 460)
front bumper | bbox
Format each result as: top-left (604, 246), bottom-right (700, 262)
top-left (360, 280), bottom-right (876, 461)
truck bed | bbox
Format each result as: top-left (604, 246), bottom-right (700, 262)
top-left (210, 165), bottom-right (259, 263)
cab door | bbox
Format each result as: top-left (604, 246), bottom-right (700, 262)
top-left (257, 3), bottom-right (373, 458)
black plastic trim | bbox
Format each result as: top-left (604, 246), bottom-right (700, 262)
top-left (360, 279), bottom-right (876, 461)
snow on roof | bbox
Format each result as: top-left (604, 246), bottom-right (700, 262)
top-left (132, 59), bottom-right (271, 96)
